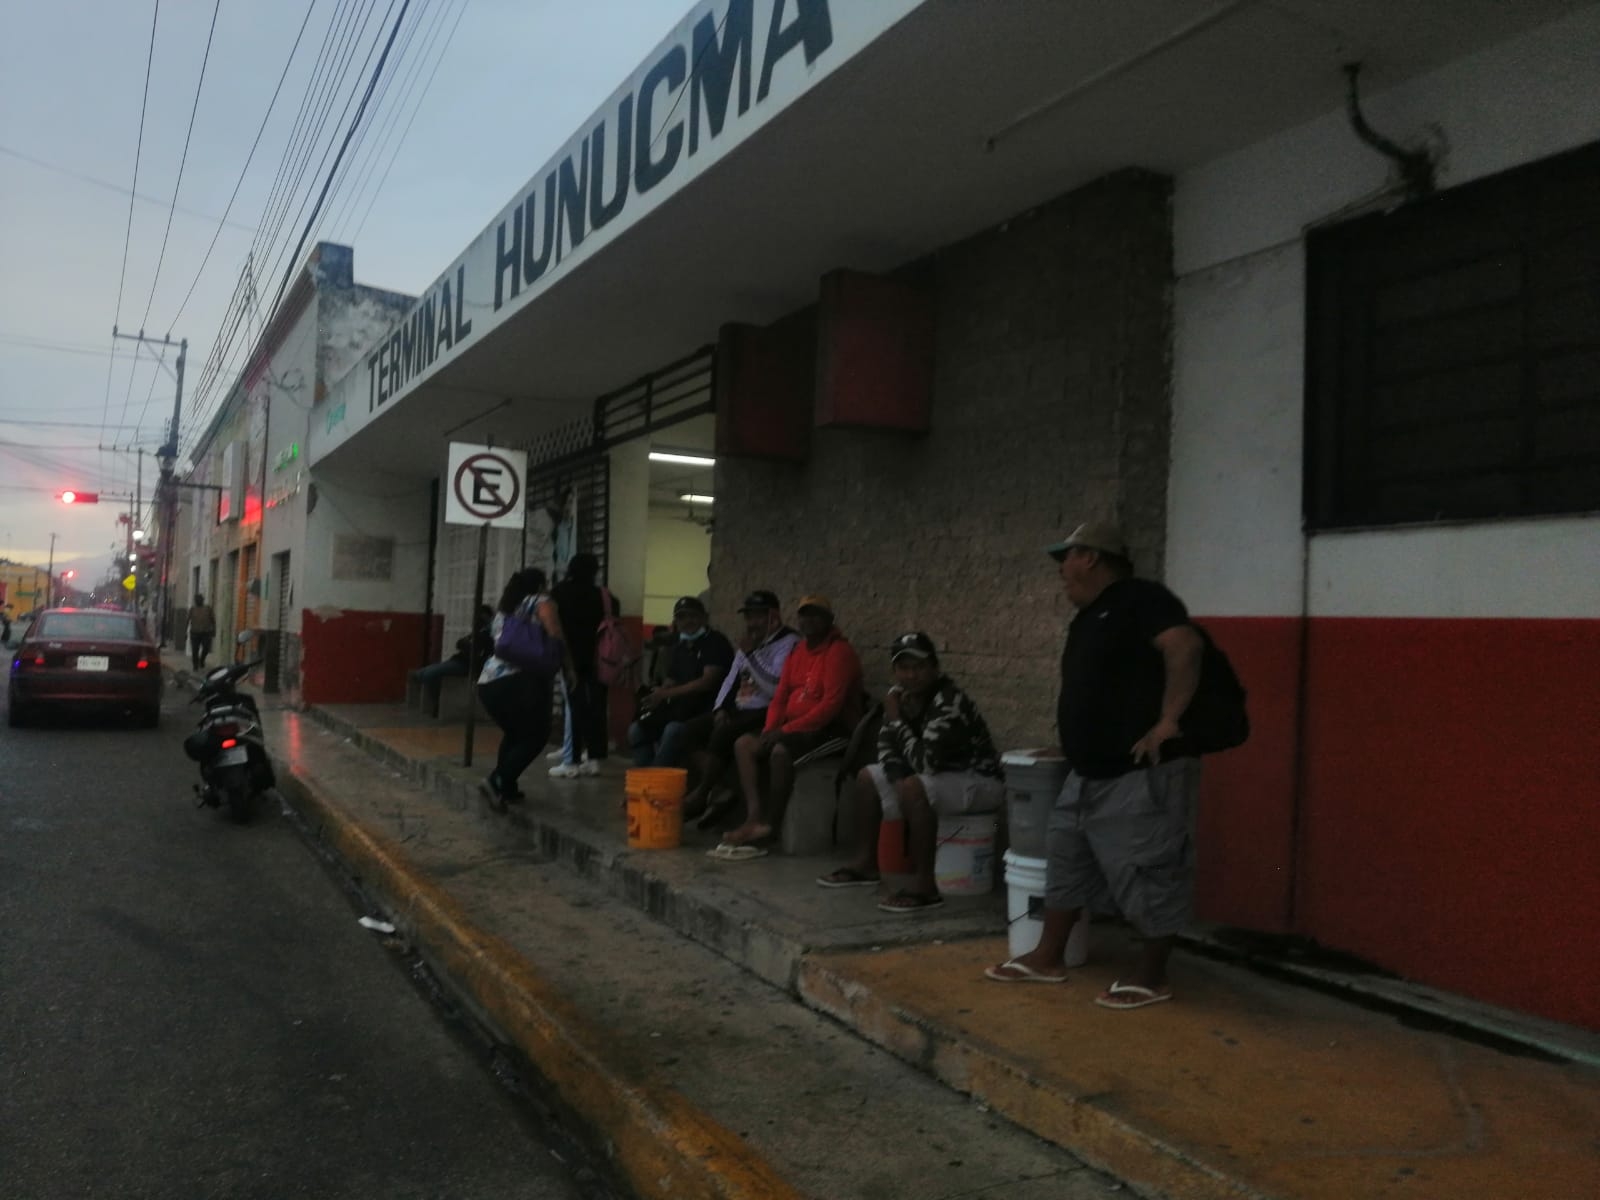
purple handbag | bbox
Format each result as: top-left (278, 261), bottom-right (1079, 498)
top-left (494, 608), bottom-right (563, 676)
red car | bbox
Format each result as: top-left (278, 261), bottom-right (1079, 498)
top-left (7, 608), bottom-right (163, 728)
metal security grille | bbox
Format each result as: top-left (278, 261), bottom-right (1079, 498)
top-left (1306, 141), bottom-right (1600, 528)
top-left (596, 348), bottom-right (714, 447)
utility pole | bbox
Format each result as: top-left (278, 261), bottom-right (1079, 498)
top-left (114, 329), bottom-right (185, 642)
top-left (46, 533), bottom-right (57, 608)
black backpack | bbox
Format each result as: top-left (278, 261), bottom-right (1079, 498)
top-left (1180, 625), bottom-right (1250, 754)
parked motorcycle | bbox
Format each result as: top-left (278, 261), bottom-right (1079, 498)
top-left (184, 660), bottom-right (275, 823)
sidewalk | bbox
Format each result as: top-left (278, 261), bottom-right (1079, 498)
top-left (166, 655), bottom-right (1600, 1199)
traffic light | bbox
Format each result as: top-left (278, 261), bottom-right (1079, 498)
top-left (62, 570), bottom-right (76, 581)
top-left (59, 490), bottom-right (100, 504)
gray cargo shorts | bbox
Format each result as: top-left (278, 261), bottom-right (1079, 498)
top-left (1044, 757), bottom-right (1201, 938)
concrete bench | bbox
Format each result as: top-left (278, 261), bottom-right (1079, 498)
top-left (405, 672), bottom-right (490, 722)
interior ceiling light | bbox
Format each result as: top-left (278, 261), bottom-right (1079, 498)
top-left (650, 451), bottom-right (715, 467)
top-left (679, 494), bottom-right (714, 504)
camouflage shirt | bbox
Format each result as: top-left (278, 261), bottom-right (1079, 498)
top-left (878, 677), bottom-right (1003, 781)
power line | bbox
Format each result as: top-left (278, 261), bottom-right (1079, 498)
top-left (137, 0), bottom-right (224, 334)
top-left (165, 0), bottom-right (322, 331)
top-left (332, 0), bottom-right (459, 242)
top-left (105, 0), bottom-right (163, 458)
top-left (0, 144), bottom-right (257, 233)
top-left (268, 0), bottom-right (412, 319)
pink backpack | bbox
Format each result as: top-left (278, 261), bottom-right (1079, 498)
top-left (595, 586), bottom-right (636, 686)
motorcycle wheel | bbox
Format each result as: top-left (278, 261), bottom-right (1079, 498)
top-left (217, 766), bottom-right (252, 824)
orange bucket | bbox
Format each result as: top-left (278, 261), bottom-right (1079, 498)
top-left (625, 768), bottom-right (687, 849)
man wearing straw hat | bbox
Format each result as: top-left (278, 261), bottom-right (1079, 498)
top-left (984, 521), bottom-right (1204, 1009)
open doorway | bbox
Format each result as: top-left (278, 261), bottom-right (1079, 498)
top-left (642, 413), bottom-right (715, 630)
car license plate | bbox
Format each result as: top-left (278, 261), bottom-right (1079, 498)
top-left (216, 746), bottom-right (248, 766)
top-left (77, 656), bottom-right (110, 671)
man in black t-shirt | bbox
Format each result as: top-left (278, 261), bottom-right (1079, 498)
top-left (985, 521), bottom-right (1205, 1009)
top-left (626, 596), bottom-right (735, 768)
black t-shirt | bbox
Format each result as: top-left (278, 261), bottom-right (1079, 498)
top-left (665, 629), bottom-right (735, 720)
top-left (1057, 577), bottom-right (1192, 779)
top-left (551, 580), bottom-right (618, 671)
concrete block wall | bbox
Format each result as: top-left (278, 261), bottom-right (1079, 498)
top-left (711, 170), bottom-right (1174, 749)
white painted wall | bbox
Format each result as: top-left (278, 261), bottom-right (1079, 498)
top-left (300, 477), bottom-right (433, 617)
top-left (643, 512), bottom-right (712, 627)
top-left (608, 440), bottom-right (651, 618)
top-left (1168, 4), bottom-right (1600, 618)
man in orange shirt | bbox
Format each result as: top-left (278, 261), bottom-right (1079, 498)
top-left (714, 596), bottom-right (862, 859)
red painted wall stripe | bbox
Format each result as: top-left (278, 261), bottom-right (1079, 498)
top-left (1295, 616), bottom-right (1600, 1030)
top-left (301, 610), bottom-right (441, 705)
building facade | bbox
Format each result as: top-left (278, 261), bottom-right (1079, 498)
top-left (204, 1), bottom-right (1597, 1030)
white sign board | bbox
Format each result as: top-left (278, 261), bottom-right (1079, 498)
top-left (444, 443), bottom-right (526, 529)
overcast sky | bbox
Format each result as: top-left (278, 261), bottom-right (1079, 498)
top-left (0, 0), bottom-right (678, 577)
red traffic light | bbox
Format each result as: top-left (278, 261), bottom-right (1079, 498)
top-left (59, 490), bottom-right (100, 504)
top-left (62, 569), bottom-right (76, 580)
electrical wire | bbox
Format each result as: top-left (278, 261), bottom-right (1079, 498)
top-left (165, 0), bottom-right (322, 331)
top-left (348, 0), bottom-right (467, 242)
top-left (0, 144), bottom-right (257, 233)
top-left (104, 0), bottom-right (163, 476)
top-left (137, 0), bottom-right (224, 334)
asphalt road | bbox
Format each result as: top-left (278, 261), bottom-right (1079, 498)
top-left (0, 677), bottom-right (610, 1199)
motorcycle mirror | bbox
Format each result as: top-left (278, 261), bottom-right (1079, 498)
top-left (236, 630), bottom-right (255, 645)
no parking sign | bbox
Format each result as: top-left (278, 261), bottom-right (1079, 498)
top-left (445, 443), bottom-right (526, 529)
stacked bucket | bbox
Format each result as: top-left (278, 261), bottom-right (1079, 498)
top-left (1001, 752), bottom-right (1088, 964)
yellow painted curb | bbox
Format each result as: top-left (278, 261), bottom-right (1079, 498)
top-left (281, 763), bottom-right (806, 1200)
top-left (797, 956), bottom-right (1265, 1200)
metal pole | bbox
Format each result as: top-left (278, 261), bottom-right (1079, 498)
top-left (46, 533), bottom-right (56, 608)
top-left (158, 339), bottom-right (186, 646)
top-left (463, 522), bottom-right (488, 768)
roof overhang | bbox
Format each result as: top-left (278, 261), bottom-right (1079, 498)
top-left (310, 0), bottom-right (1588, 481)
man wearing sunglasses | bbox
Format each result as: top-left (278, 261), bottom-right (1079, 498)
top-left (817, 632), bottom-right (1005, 913)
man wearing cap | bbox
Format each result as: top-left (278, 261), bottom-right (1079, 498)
top-left (717, 596), bottom-right (863, 857)
top-left (626, 596), bottom-right (736, 768)
top-left (985, 521), bottom-right (1204, 1009)
top-left (819, 632), bottom-right (1005, 913)
top-left (678, 590), bottom-right (801, 824)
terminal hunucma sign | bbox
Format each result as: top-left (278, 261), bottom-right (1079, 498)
top-left (347, 0), bottom-right (923, 431)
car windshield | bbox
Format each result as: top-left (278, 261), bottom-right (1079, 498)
top-left (35, 612), bottom-right (143, 641)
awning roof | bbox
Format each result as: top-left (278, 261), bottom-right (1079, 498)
top-left (311, 0), bottom-right (1585, 480)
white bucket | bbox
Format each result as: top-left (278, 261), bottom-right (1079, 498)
top-left (1003, 850), bottom-right (1088, 966)
top-left (934, 812), bottom-right (999, 896)
top-left (1001, 750), bottom-right (1068, 860)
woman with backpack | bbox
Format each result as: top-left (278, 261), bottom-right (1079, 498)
top-left (477, 567), bottom-right (568, 810)
top-left (549, 553), bottom-right (622, 779)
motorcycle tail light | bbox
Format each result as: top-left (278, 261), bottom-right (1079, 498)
top-left (220, 738), bottom-right (239, 750)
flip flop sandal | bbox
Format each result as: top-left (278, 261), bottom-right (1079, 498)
top-left (816, 867), bottom-right (881, 889)
top-left (984, 959), bottom-right (1070, 984)
top-left (1094, 980), bottom-right (1173, 1010)
top-left (706, 842), bottom-right (768, 862)
top-left (877, 889), bottom-right (944, 915)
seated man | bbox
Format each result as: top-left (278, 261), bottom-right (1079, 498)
top-left (818, 631), bottom-right (1005, 914)
top-left (678, 590), bottom-right (801, 824)
top-left (411, 605), bottom-right (495, 688)
top-left (714, 596), bottom-right (862, 859)
top-left (627, 596), bottom-right (734, 768)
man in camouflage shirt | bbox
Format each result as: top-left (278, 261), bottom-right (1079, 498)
top-left (817, 631), bottom-right (1005, 913)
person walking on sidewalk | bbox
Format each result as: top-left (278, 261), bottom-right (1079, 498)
top-left (477, 568), bottom-right (569, 811)
top-left (985, 522), bottom-right (1204, 1009)
top-left (188, 595), bottom-right (216, 672)
top-left (716, 596), bottom-right (862, 858)
top-left (549, 553), bottom-right (619, 779)
top-left (818, 632), bottom-right (1005, 913)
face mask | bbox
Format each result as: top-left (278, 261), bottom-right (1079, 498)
top-left (679, 625), bottom-right (707, 642)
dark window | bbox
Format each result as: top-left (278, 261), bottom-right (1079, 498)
top-left (1306, 142), bottom-right (1600, 528)
top-left (36, 612), bottom-right (142, 641)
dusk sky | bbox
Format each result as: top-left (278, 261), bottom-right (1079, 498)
top-left (0, 0), bottom-right (677, 578)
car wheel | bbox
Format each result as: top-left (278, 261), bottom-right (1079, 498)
top-left (7, 700), bottom-right (26, 728)
top-left (138, 704), bottom-right (161, 730)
